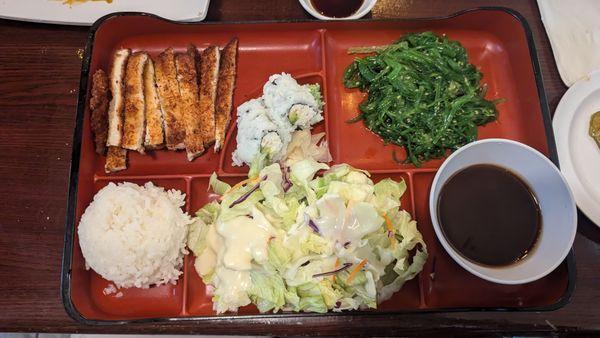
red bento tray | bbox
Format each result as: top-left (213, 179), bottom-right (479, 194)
top-left (62, 7), bottom-right (575, 324)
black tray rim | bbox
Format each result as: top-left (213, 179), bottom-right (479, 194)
top-left (61, 6), bottom-right (577, 326)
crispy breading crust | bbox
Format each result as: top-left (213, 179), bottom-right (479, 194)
top-left (214, 38), bottom-right (238, 152)
top-left (106, 48), bottom-right (131, 147)
top-left (143, 59), bottom-right (165, 149)
top-left (176, 46), bottom-right (205, 161)
top-left (121, 52), bottom-right (148, 153)
top-left (90, 69), bottom-right (109, 155)
top-left (155, 48), bottom-right (186, 150)
top-left (104, 146), bottom-right (127, 173)
top-left (198, 45), bottom-right (220, 147)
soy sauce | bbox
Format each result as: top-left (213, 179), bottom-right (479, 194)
top-left (437, 164), bottom-right (541, 266)
top-left (310, 0), bottom-right (364, 18)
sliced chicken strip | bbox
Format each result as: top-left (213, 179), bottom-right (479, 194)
top-left (104, 146), bottom-right (127, 173)
top-left (143, 58), bottom-right (165, 149)
top-left (106, 48), bottom-right (131, 147)
top-left (176, 46), bottom-right (205, 161)
top-left (198, 45), bottom-right (220, 147)
top-left (90, 69), bottom-right (109, 155)
top-left (214, 38), bottom-right (238, 152)
top-left (121, 52), bottom-right (149, 153)
top-left (155, 48), bottom-right (186, 150)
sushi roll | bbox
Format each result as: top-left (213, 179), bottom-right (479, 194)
top-left (232, 99), bottom-right (288, 166)
top-left (231, 73), bottom-right (325, 168)
top-left (262, 73), bottom-right (323, 130)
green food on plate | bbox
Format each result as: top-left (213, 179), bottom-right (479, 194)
top-left (589, 111), bottom-right (600, 149)
top-left (344, 31), bottom-right (500, 166)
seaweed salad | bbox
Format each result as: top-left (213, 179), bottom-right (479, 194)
top-left (344, 32), bottom-right (500, 166)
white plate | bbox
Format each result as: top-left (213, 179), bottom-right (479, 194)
top-left (553, 69), bottom-right (600, 227)
top-left (0, 0), bottom-right (210, 26)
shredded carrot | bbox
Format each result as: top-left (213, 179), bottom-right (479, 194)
top-left (383, 213), bottom-right (396, 250)
top-left (346, 259), bottom-right (368, 284)
top-left (332, 258), bottom-right (340, 283)
top-left (223, 176), bottom-right (260, 196)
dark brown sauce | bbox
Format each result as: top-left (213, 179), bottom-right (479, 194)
top-left (437, 164), bottom-right (541, 266)
top-left (310, 0), bottom-right (364, 18)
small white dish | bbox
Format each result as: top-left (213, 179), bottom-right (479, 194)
top-left (429, 139), bottom-right (577, 285)
top-left (553, 69), bottom-right (600, 227)
top-left (299, 0), bottom-right (377, 20)
top-left (0, 0), bottom-right (210, 26)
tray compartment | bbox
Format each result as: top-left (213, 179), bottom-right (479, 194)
top-left (187, 176), bottom-right (265, 316)
top-left (70, 177), bottom-right (188, 319)
top-left (220, 73), bottom-right (329, 175)
top-left (370, 172), bottom-right (423, 310)
top-left (323, 18), bottom-right (548, 170)
top-left (411, 172), bottom-right (569, 308)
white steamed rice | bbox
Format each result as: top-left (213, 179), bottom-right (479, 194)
top-left (78, 182), bottom-right (192, 289)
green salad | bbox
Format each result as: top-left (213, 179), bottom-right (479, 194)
top-left (344, 31), bottom-right (499, 166)
top-left (188, 136), bottom-right (427, 313)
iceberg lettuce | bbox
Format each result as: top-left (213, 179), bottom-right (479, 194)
top-left (188, 158), bottom-right (427, 314)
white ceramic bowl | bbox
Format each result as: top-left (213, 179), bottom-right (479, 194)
top-left (299, 0), bottom-right (377, 20)
top-left (429, 139), bottom-right (577, 284)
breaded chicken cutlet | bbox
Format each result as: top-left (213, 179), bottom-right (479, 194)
top-left (91, 39), bottom-right (239, 173)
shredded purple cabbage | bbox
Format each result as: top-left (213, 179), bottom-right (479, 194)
top-left (229, 176), bottom-right (267, 208)
top-left (387, 230), bottom-right (394, 238)
top-left (312, 263), bottom-right (352, 278)
top-left (282, 166), bottom-right (293, 192)
top-left (343, 241), bottom-right (351, 248)
top-left (308, 219), bottom-right (320, 234)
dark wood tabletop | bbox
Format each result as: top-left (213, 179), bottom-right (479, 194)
top-left (0, 0), bottom-right (598, 335)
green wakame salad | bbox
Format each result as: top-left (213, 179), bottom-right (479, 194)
top-left (344, 31), bottom-right (500, 166)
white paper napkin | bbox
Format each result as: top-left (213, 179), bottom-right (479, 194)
top-left (538, 0), bottom-right (600, 86)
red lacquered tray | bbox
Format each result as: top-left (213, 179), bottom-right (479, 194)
top-left (62, 7), bottom-right (575, 324)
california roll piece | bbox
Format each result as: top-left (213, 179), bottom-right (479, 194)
top-left (288, 103), bottom-right (322, 129)
top-left (262, 73), bottom-right (323, 130)
top-left (260, 131), bottom-right (284, 159)
top-left (232, 99), bottom-right (285, 166)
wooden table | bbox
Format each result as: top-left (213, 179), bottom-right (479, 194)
top-left (0, 0), bottom-right (598, 335)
